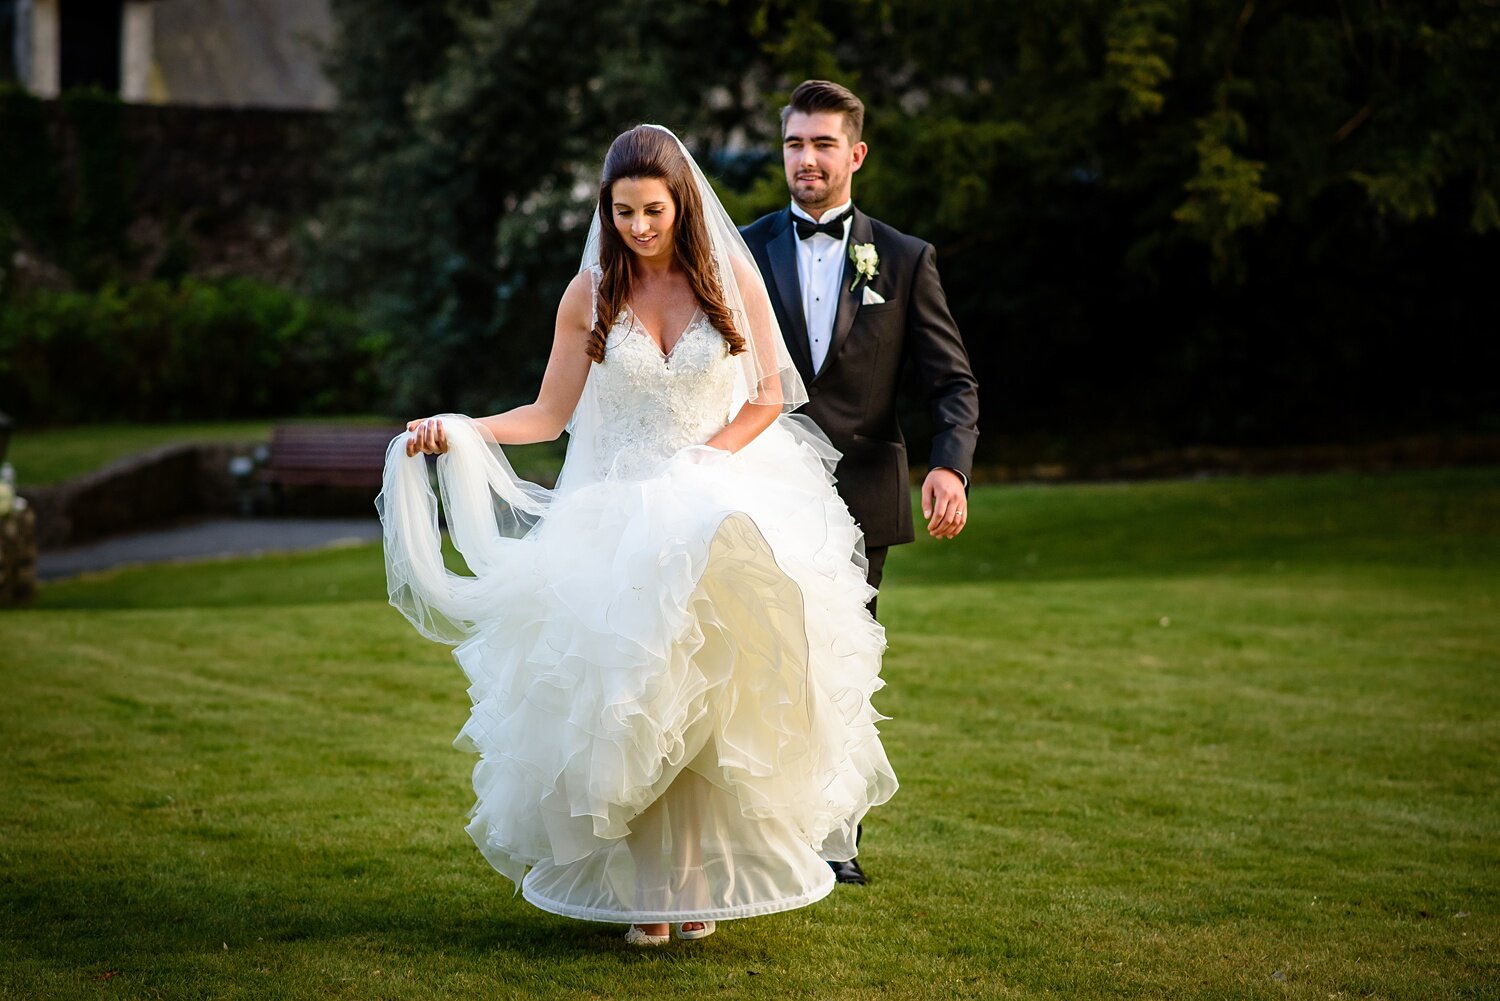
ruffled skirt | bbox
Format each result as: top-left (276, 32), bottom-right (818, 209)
top-left (378, 416), bottom-right (898, 923)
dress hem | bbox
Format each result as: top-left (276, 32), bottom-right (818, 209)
top-left (519, 867), bottom-right (837, 924)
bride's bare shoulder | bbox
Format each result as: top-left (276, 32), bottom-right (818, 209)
top-left (729, 253), bottom-right (771, 310)
top-left (556, 269), bottom-right (596, 334)
top-left (729, 254), bottom-right (761, 288)
top-left (562, 268), bottom-right (595, 305)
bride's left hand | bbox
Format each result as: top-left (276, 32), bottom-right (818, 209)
top-left (405, 417), bottom-right (448, 457)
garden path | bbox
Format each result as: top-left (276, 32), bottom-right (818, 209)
top-left (36, 517), bottom-right (381, 581)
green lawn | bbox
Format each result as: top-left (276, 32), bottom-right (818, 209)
top-left (3, 470), bottom-right (1497, 999)
top-left (7, 420), bottom-right (273, 487)
top-left (8, 417), bottom-right (566, 489)
top-left (7, 419), bottom-right (385, 488)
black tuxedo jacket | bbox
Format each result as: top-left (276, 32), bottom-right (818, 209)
top-left (741, 207), bottom-right (979, 548)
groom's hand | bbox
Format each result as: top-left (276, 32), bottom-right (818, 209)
top-left (922, 468), bottom-right (968, 539)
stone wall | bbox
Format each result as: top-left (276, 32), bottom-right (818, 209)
top-left (11, 99), bottom-right (332, 288)
top-left (22, 441), bottom-right (260, 549)
top-left (120, 103), bottom-right (331, 219)
top-left (119, 102), bottom-right (332, 283)
top-left (21, 438), bottom-right (387, 549)
top-left (0, 507), bottom-right (37, 604)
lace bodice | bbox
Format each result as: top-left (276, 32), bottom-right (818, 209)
top-left (592, 306), bottom-right (737, 479)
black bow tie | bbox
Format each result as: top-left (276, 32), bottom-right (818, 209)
top-left (794, 208), bottom-right (852, 241)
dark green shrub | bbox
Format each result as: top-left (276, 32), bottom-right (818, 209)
top-left (0, 85), bottom-right (66, 267)
top-left (57, 88), bottom-right (133, 286)
top-left (0, 278), bottom-right (389, 423)
top-left (0, 85), bottom-right (133, 287)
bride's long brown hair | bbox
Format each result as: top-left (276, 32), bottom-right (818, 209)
top-left (588, 126), bottom-right (747, 363)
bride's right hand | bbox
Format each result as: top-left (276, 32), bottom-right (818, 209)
top-left (405, 417), bottom-right (448, 457)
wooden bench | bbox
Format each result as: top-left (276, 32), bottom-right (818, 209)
top-left (260, 424), bottom-right (402, 489)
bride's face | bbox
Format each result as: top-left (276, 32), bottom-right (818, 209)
top-left (612, 177), bottom-right (678, 261)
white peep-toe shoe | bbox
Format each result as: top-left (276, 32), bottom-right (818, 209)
top-left (625, 925), bottom-right (670, 947)
top-left (676, 920), bottom-right (716, 941)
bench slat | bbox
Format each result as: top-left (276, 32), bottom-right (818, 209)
top-left (262, 425), bottom-right (402, 489)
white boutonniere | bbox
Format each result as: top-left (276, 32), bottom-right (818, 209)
top-left (849, 242), bottom-right (879, 291)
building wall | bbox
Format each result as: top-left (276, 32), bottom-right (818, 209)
top-left (120, 1), bottom-right (151, 100)
top-left (1, 0), bottom-right (26, 84)
top-left (148, 0), bottom-right (335, 109)
top-left (29, 0), bottom-right (58, 96)
top-left (10, 0), bottom-right (335, 109)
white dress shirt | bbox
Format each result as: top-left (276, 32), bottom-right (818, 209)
top-left (790, 199), bottom-right (852, 374)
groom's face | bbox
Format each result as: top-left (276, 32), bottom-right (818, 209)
top-left (782, 111), bottom-right (867, 215)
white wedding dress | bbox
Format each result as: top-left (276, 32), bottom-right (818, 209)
top-left (377, 285), bottom-right (897, 924)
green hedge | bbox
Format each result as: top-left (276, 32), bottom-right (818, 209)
top-left (0, 85), bottom-right (133, 290)
top-left (0, 278), bottom-right (389, 423)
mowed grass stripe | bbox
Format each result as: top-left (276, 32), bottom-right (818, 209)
top-left (2, 469), bottom-right (1496, 999)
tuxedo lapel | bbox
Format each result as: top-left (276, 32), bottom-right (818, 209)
top-left (820, 208), bottom-right (873, 383)
top-left (763, 211), bottom-right (814, 383)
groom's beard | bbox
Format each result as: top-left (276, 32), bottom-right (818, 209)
top-left (791, 168), bottom-right (850, 214)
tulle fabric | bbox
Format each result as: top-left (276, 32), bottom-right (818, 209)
top-left (376, 414), bottom-right (898, 923)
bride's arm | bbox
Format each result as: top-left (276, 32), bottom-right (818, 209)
top-left (475, 272), bottom-right (594, 444)
top-left (407, 272), bottom-right (593, 455)
top-left (703, 256), bottom-right (784, 453)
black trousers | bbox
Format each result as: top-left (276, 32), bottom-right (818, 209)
top-left (865, 545), bottom-right (889, 618)
top-left (857, 544), bottom-right (889, 852)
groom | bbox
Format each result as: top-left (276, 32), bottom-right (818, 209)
top-left (741, 80), bottom-right (980, 885)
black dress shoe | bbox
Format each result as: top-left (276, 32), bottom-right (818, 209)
top-left (829, 858), bottom-right (867, 885)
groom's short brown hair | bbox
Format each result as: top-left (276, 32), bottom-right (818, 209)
top-left (781, 80), bottom-right (865, 144)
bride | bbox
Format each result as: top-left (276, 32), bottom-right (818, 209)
top-left (377, 124), bottom-right (897, 946)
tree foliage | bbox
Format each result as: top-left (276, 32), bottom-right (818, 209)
top-left (317, 0), bottom-right (1499, 446)
top-left (0, 278), bottom-right (382, 422)
top-left (315, 0), bottom-right (766, 415)
top-left (751, 0), bottom-right (1499, 270)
